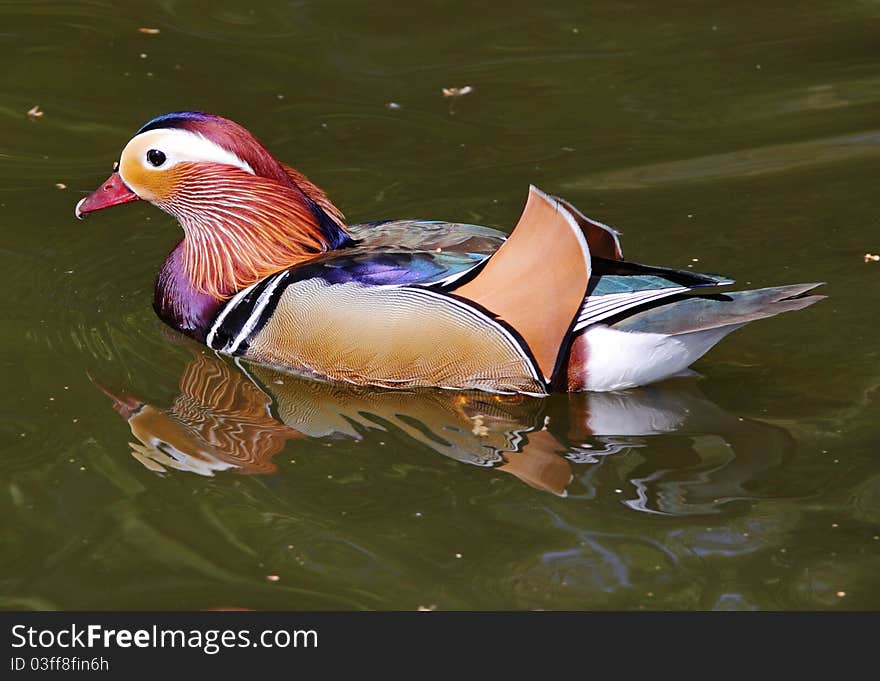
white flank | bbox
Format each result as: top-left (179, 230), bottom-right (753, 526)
top-left (580, 324), bottom-right (743, 391)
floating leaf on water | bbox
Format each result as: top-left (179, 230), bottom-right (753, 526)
top-left (442, 85), bottom-right (474, 98)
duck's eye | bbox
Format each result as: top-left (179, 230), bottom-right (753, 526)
top-left (147, 149), bottom-right (166, 167)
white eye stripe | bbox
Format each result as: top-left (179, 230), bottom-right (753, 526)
top-left (120, 128), bottom-right (254, 180)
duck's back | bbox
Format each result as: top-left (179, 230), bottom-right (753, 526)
top-left (346, 219), bottom-right (506, 255)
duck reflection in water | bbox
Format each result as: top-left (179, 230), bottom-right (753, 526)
top-left (94, 351), bottom-right (795, 507)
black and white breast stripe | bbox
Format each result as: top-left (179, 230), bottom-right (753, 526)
top-left (573, 287), bottom-right (687, 333)
top-left (207, 271), bottom-right (290, 355)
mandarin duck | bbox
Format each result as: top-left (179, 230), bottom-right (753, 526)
top-left (76, 111), bottom-right (824, 394)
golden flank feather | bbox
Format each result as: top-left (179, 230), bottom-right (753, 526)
top-left (245, 280), bottom-right (546, 394)
top-left (159, 163), bottom-right (350, 299)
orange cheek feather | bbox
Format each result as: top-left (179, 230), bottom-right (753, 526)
top-left (119, 156), bottom-right (178, 202)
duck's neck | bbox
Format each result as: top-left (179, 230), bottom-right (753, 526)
top-left (154, 242), bottom-right (222, 341)
top-left (157, 163), bottom-right (351, 303)
top-left (153, 164), bottom-right (352, 338)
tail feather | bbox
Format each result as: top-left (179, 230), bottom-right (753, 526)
top-left (608, 283), bottom-right (826, 336)
top-left (561, 283), bottom-right (825, 391)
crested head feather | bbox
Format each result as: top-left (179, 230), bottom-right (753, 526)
top-left (136, 112), bottom-right (345, 221)
top-left (136, 111), bottom-right (313, 190)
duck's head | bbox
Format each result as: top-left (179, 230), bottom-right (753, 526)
top-left (76, 111), bottom-right (349, 299)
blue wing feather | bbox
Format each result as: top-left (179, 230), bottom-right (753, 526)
top-left (283, 249), bottom-right (485, 287)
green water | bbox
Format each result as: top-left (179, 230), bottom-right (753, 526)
top-left (2, 0), bottom-right (880, 610)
